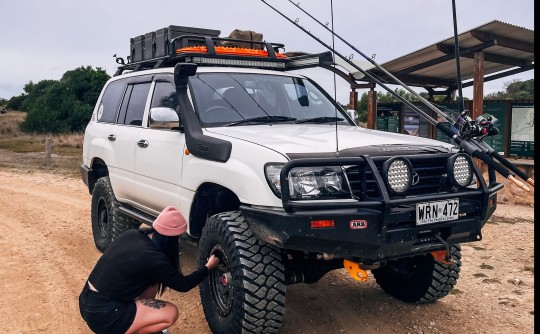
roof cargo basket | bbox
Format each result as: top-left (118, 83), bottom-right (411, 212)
top-left (116, 26), bottom-right (333, 76)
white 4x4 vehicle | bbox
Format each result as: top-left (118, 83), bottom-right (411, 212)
top-left (81, 27), bottom-right (499, 333)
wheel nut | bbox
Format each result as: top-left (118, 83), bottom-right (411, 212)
top-left (221, 272), bottom-right (232, 286)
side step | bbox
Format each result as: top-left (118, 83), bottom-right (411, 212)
top-left (118, 205), bottom-right (199, 247)
top-left (118, 205), bottom-right (155, 225)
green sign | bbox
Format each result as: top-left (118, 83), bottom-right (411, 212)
top-left (376, 103), bottom-right (401, 133)
top-left (482, 102), bottom-right (507, 155)
top-left (434, 103), bottom-right (460, 144)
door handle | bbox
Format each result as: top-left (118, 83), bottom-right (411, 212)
top-left (107, 134), bottom-right (116, 141)
top-left (137, 139), bottom-right (149, 148)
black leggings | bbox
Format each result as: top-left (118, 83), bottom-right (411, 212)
top-left (79, 282), bottom-right (137, 334)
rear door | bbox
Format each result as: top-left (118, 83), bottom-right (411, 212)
top-left (107, 77), bottom-right (152, 201)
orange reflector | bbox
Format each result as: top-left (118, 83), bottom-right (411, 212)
top-left (431, 250), bottom-right (453, 264)
top-left (184, 148), bottom-right (190, 155)
top-left (177, 45), bottom-right (288, 58)
top-left (311, 220), bottom-right (334, 229)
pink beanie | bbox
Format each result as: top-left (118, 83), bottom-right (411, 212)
top-left (152, 206), bottom-right (187, 236)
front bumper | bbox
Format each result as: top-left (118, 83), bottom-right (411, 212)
top-left (241, 155), bottom-right (501, 262)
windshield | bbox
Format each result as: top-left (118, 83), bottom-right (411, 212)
top-left (189, 73), bottom-right (352, 127)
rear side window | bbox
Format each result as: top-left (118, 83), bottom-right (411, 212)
top-left (97, 80), bottom-right (125, 123)
top-left (118, 83), bottom-right (151, 126)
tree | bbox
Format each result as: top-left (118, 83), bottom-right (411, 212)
top-left (485, 79), bottom-right (534, 100)
top-left (20, 66), bottom-right (110, 133)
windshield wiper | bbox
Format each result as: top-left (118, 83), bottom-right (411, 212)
top-left (226, 115), bottom-right (297, 126)
top-left (295, 116), bottom-right (344, 124)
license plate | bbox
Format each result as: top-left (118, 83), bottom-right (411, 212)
top-left (416, 199), bottom-right (459, 225)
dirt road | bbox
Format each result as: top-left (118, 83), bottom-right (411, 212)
top-left (0, 168), bottom-right (534, 333)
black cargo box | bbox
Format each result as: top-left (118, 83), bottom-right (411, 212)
top-left (156, 25), bottom-right (221, 57)
top-left (130, 35), bottom-right (145, 63)
top-left (130, 26), bottom-right (221, 62)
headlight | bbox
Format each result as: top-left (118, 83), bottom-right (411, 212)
top-left (264, 164), bottom-right (351, 200)
top-left (447, 153), bottom-right (473, 188)
top-left (382, 157), bottom-right (412, 194)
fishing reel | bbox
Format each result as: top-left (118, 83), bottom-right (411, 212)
top-left (455, 110), bottom-right (499, 140)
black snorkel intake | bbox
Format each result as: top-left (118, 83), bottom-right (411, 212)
top-left (174, 63), bottom-right (232, 163)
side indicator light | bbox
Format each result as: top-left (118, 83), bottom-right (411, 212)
top-left (185, 148), bottom-right (190, 155)
top-left (311, 220), bottom-right (334, 229)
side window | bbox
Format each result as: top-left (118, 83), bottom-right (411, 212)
top-left (148, 82), bottom-right (180, 129)
top-left (119, 82), bottom-right (151, 126)
top-left (150, 82), bottom-right (177, 109)
top-left (97, 80), bottom-right (125, 123)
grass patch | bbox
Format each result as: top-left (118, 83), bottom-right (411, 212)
top-left (482, 278), bottom-right (501, 284)
top-left (0, 111), bottom-right (83, 175)
top-left (473, 273), bottom-right (488, 278)
top-left (523, 265), bottom-right (534, 273)
top-left (480, 263), bottom-right (494, 270)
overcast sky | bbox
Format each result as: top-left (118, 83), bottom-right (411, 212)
top-left (0, 0), bottom-right (534, 104)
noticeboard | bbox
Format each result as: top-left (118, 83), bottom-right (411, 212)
top-left (434, 103), bottom-right (460, 144)
top-left (509, 103), bottom-right (534, 157)
top-left (376, 103), bottom-right (401, 133)
top-left (482, 102), bottom-right (507, 155)
top-left (403, 104), bottom-right (430, 138)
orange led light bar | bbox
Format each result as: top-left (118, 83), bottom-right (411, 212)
top-left (177, 46), bottom-right (287, 58)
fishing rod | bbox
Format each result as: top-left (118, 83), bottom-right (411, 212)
top-left (449, 0), bottom-right (534, 187)
top-left (286, 0), bottom-right (534, 188)
top-left (260, 0), bottom-right (531, 191)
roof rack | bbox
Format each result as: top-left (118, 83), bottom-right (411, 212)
top-left (114, 28), bottom-right (334, 76)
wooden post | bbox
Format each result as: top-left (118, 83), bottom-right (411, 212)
top-left (45, 138), bottom-right (52, 167)
top-left (472, 51), bottom-right (485, 119)
top-left (367, 89), bottom-right (377, 129)
top-left (349, 89), bottom-right (358, 111)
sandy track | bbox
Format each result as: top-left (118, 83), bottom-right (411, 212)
top-left (0, 169), bottom-right (534, 333)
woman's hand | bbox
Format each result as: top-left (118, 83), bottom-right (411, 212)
top-left (205, 254), bottom-right (220, 270)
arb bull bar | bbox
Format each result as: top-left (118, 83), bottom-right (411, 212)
top-left (241, 154), bottom-right (502, 262)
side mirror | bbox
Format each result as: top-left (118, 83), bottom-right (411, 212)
top-left (149, 107), bottom-right (180, 130)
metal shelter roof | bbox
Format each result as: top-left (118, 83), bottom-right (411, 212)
top-left (365, 20), bottom-right (534, 91)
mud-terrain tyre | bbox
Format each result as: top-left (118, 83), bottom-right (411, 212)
top-left (372, 245), bottom-right (462, 303)
top-left (198, 211), bottom-right (286, 333)
top-left (91, 177), bottom-right (140, 252)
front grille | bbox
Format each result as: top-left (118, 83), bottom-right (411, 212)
top-left (345, 154), bottom-right (452, 200)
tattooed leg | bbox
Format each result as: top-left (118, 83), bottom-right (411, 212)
top-left (140, 299), bottom-right (167, 310)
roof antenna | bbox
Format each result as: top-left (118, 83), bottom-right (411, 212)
top-left (451, 0), bottom-right (465, 114)
top-left (330, 0), bottom-right (339, 157)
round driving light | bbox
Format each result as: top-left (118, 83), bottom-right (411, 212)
top-left (447, 154), bottom-right (473, 188)
top-left (382, 157), bottom-right (412, 194)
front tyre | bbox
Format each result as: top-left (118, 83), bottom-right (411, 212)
top-left (372, 245), bottom-right (462, 303)
top-left (90, 177), bottom-right (140, 252)
top-left (198, 211), bottom-right (286, 333)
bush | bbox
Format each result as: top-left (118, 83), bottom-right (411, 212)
top-left (20, 66), bottom-right (110, 133)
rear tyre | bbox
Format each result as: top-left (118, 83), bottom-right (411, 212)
top-left (198, 211), bottom-right (286, 333)
top-left (91, 177), bottom-right (140, 252)
top-left (372, 245), bottom-right (462, 303)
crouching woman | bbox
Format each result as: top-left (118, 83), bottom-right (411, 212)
top-left (79, 206), bottom-right (219, 334)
